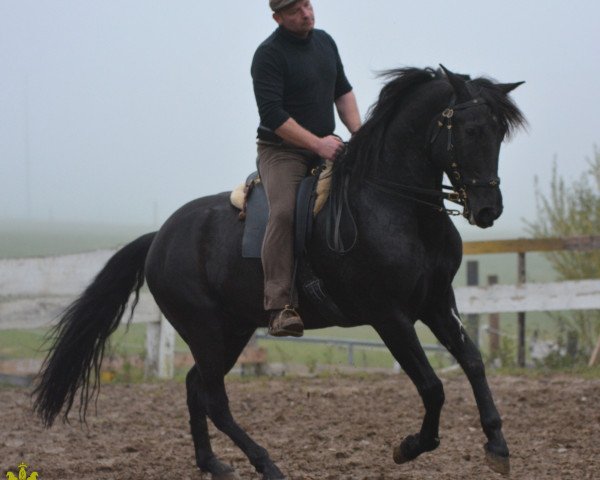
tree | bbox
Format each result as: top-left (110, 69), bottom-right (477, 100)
top-left (526, 147), bottom-right (600, 361)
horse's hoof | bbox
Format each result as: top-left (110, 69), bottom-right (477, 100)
top-left (261, 465), bottom-right (287, 480)
top-left (393, 434), bottom-right (419, 464)
top-left (485, 448), bottom-right (510, 475)
top-left (393, 433), bottom-right (439, 464)
top-left (200, 456), bottom-right (238, 479)
top-left (393, 443), bottom-right (409, 464)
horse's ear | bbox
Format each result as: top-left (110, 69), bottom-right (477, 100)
top-left (496, 81), bottom-right (525, 94)
top-left (439, 64), bottom-right (469, 98)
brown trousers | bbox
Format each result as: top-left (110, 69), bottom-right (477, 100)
top-left (257, 142), bottom-right (315, 310)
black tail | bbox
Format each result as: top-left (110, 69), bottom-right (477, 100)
top-left (33, 232), bottom-right (156, 426)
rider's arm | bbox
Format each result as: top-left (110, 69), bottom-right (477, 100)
top-left (275, 119), bottom-right (343, 162)
top-left (335, 90), bottom-right (361, 135)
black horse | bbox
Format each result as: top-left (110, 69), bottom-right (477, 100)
top-left (34, 66), bottom-right (525, 479)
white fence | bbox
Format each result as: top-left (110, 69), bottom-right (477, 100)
top-left (2, 249), bottom-right (600, 378)
top-left (0, 250), bottom-right (175, 378)
top-left (455, 279), bottom-right (600, 313)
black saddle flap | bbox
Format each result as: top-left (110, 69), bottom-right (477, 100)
top-left (241, 169), bottom-right (321, 259)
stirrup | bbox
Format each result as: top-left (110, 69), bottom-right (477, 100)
top-left (268, 305), bottom-right (304, 338)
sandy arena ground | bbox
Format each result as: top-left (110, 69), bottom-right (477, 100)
top-left (1, 373), bottom-right (598, 479)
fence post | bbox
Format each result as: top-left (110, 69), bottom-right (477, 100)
top-left (487, 275), bottom-right (499, 359)
top-left (466, 260), bottom-right (480, 347)
top-left (589, 335), bottom-right (600, 367)
top-left (517, 252), bottom-right (526, 367)
top-left (145, 312), bottom-right (175, 379)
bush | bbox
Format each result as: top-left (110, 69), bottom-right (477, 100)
top-left (526, 147), bottom-right (600, 363)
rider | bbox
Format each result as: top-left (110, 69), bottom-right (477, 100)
top-left (252, 0), bottom-right (361, 337)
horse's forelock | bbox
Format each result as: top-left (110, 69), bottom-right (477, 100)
top-left (471, 77), bottom-right (528, 138)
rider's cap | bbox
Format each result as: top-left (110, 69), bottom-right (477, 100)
top-left (269, 0), bottom-right (299, 12)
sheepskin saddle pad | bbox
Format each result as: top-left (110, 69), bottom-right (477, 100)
top-left (230, 162), bottom-right (333, 258)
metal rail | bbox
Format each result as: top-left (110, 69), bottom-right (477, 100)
top-left (255, 332), bottom-right (446, 366)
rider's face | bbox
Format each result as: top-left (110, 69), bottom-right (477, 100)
top-left (273, 0), bottom-right (315, 38)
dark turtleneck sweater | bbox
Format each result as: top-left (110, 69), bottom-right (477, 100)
top-left (251, 26), bottom-right (353, 142)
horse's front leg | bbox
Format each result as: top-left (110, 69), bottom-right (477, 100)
top-left (424, 291), bottom-right (510, 475)
top-left (373, 313), bottom-right (445, 465)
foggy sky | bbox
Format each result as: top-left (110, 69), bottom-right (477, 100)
top-left (1, 0), bottom-right (599, 240)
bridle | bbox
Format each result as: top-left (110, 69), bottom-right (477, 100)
top-left (366, 95), bottom-right (501, 219)
top-left (428, 96), bottom-right (501, 219)
top-left (327, 95), bottom-right (502, 254)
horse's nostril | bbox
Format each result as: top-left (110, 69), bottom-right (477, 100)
top-left (476, 208), bottom-right (499, 227)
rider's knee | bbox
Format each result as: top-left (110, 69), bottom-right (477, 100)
top-left (268, 207), bottom-right (294, 226)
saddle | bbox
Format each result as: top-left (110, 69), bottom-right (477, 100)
top-left (230, 162), bottom-right (333, 258)
top-left (230, 161), bottom-right (347, 323)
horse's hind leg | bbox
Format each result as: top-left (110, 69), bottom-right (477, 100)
top-left (186, 366), bottom-right (235, 478)
top-left (425, 291), bottom-right (510, 475)
top-left (186, 325), bottom-right (285, 480)
top-left (186, 329), bottom-right (260, 477)
top-left (373, 313), bottom-right (445, 464)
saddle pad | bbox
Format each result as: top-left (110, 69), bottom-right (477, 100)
top-left (230, 161), bottom-right (332, 216)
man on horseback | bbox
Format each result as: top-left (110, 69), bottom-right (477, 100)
top-left (35, 61), bottom-right (525, 477)
top-left (252, 0), bottom-right (361, 337)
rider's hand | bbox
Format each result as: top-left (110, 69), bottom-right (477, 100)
top-left (315, 135), bottom-right (344, 161)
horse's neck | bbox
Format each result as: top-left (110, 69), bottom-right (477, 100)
top-left (337, 84), bottom-right (451, 207)
top-left (373, 113), bottom-right (441, 189)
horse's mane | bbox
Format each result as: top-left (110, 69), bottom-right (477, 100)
top-left (337, 66), bottom-right (526, 184)
top-left (342, 67), bottom-right (439, 182)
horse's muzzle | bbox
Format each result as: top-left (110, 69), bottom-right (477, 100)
top-left (470, 206), bottom-right (502, 228)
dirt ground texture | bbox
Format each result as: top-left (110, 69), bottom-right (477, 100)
top-left (1, 373), bottom-right (598, 480)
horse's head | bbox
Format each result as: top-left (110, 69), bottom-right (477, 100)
top-left (432, 65), bottom-right (525, 228)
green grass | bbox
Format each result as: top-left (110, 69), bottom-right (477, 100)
top-left (0, 324), bottom-right (186, 359)
top-left (258, 336), bottom-right (392, 370)
top-left (0, 324), bottom-right (443, 370)
top-left (0, 328), bottom-right (49, 359)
